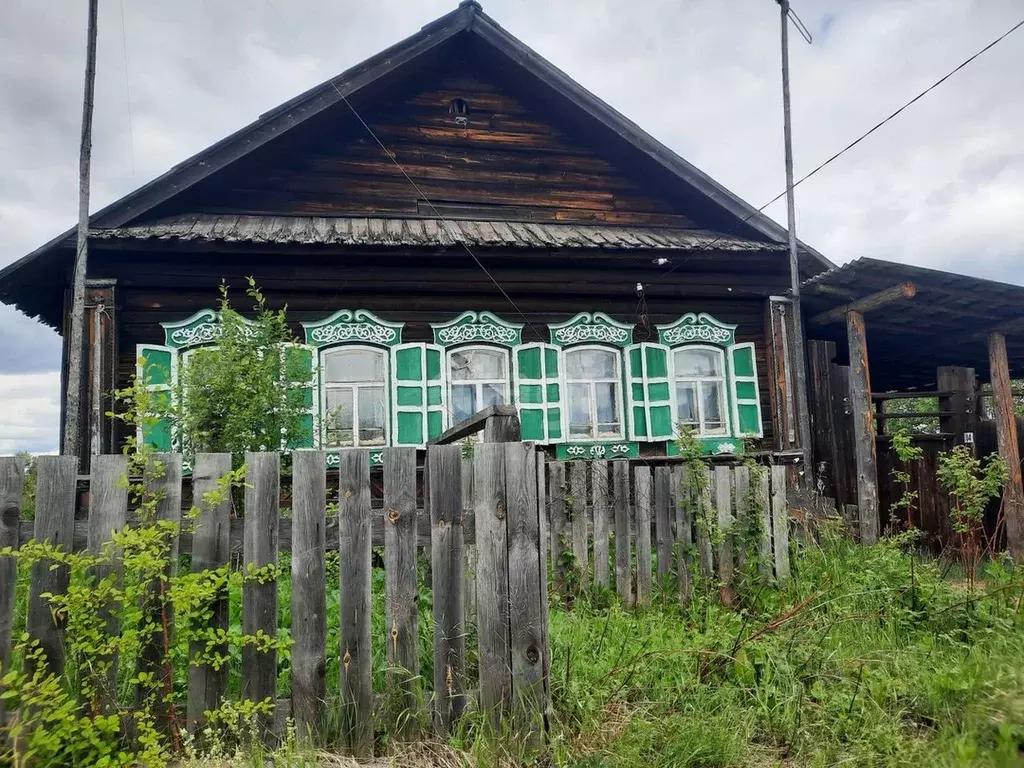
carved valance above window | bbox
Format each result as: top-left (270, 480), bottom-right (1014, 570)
top-left (656, 312), bottom-right (736, 348)
top-left (301, 309), bottom-right (404, 348)
top-left (549, 312), bottom-right (634, 348)
top-left (161, 309), bottom-right (255, 350)
top-left (431, 311), bottom-right (523, 347)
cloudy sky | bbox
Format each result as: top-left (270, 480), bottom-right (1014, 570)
top-left (1, 0), bottom-right (1022, 453)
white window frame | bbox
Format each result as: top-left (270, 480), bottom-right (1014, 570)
top-left (563, 344), bottom-right (625, 440)
top-left (671, 344), bottom-right (729, 437)
top-left (320, 344), bottom-right (390, 448)
top-left (446, 345), bottom-right (511, 425)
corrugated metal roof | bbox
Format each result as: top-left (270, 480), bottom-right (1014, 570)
top-left (92, 215), bottom-right (785, 251)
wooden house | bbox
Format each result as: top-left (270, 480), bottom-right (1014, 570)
top-left (0, 1), bottom-right (833, 469)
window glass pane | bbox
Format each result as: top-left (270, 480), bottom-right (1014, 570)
top-left (359, 386), bottom-right (387, 445)
top-left (702, 381), bottom-right (726, 432)
top-left (675, 382), bottom-right (698, 424)
top-left (452, 384), bottom-right (477, 424)
top-left (481, 383), bottom-right (506, 407)
top-left (595, 382), bottom-right (619, 437)
top-left (450, 349), bottom-right (506, 381)
top-left (567, 349), bottom-right (617, 379)
top-left (325, 387), bottom-right (354, 445)
top-left (568, 382), bottom-right (592, 437)
top-left (324, 349), bottom-right (385, 383)
top-left (674, 348), bottom-right (722, 377)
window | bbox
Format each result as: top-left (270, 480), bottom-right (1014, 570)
top-left (448, 347), bottom-right (509, 423)
top-left (673, 347), bottom-right (727, 435)
top-left (322, 347), bottom-right (388, 447)
top-left (565, 347), bottom-right (622, 439)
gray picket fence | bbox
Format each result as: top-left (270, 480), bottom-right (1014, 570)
top-left (0, 450), bottom-right (791, 755)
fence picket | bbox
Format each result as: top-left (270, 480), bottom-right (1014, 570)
top-left (186, 453), bottom-right (233, 733)
top-left (591, 462), bottom-right (610, 588)
top-left (695, 465), bottom-right (715, 579)
top-left (653, 467), bottom-right (672, 597)
top-left (757, 469), bottom-right (773, 578)
top-left (0, 457), bottom-right (24, 725)
top-left (548, 462), bottom-right (567, 590)
top-left (474, 443), bottom-right (510, 720)
top-left (291, 451), bottom-right (327, 744)
top-left (338, 449), bottom-right (373, 757)
top-left (462, 456), bottom-right (477, 641)
top-left (383, 447), bottom-right (419, 738)
top-left (671, 467), bottom-right (693, 606)
top-left (569, 462), bottom-right (588, 578)
top-left (714, 466), bottom-right (734, 605)
top-left (87, 454), bottom-right (129, 713)
top-left (428, 445), bottom-right (465, 734)
top-left (771, 465), bottom-right (791, 584)
top-left (242, 452), bottom-right (280, 744)
top-left (733, 466), bottom-right (750, 573)
top-left (26, 455), bottom-right (77, 679)
top-left (634, 466), bottom-right (652, 606)
top-left (613, 461), bottom-right (632, 607)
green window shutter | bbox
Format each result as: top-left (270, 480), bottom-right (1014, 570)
top-left (729, 342), bottom-right (763, 438)
top-left (392, 343), bottom-right (446, 447)
top-left (626, 343), bottom-right (673, 441)
top-left (282, 343), bottom-right (318, 449)
top-left (515, 343), bottom-right (562, 443)
top-left (136, 344), bottom-right (176, 452)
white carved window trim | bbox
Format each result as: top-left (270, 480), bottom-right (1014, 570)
top-left (446, 345), bottom-right (511, 426)
top-left (320, 344), bottom-right (390, 448)
top-left (671, 344), bottom-right (729, 437)
top-left (563, 344), bottom-right (625, 440)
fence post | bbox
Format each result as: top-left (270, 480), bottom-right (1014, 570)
top-left (771, 465), bottom-right (791, 584)
top-left (26, 455), bottom-right (77, 679)
top-left (187, 453), bottom-right (233, 733)
top-left (243, 452), bottom-right (280, 745)
top-left (291, 450), bottom-right (327, 744)
top-left (733, 466), bottom-right (750, 573)
top-left (612, 461), bottom-right (632, 607)
top-left (548, 462), bottom-right (567, 594)
top-left (633, 466), bottom-right (652, 607)
top-left (755, 469), bottom-right (773, 579)
top-left (569, 462), bottom-right (588, 579)
top-left (591, 462), bottom-right (610, 588)
top-left (671, 467), bottom-right (693, 606)
top-left (338, 449), bottom-right (373, 757)
top-left (474, 443), bottom-right (510, 721)
top-left (714, 466), bottom-right (734, 606)
top-left (694, 465), bottom-right (715, 578)
top-left (0, 457), bottom-right (24, 725)
top-left (135, 453), bottom-right (182, 729)
top-left (653, 466), bottom-right (673, 597)
top-left (383, 447), bottom-right (419, 739)
top-left (87, 454), bottom-right (129, 713)
top-left (428, 444), bottom-right (465, 734)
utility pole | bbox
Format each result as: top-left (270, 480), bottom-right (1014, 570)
top-left (63, 0), bottom-right (100, 460)
top-left (778, 0), bottom-right (814, 481)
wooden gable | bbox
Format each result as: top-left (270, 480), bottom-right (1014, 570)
top-left (149, 40), bottom-right (695, 228)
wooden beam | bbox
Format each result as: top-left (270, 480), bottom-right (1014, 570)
top-left (847, 310), bottom-right (879, 544)
top-left (810, 282), bottom-right (917, 326)
top-left (429, 404), bottom-right (519, 446)
top-left (988, 332), bottom-right (1024, 559)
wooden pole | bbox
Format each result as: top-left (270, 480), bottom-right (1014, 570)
top-left (847, 309), bottom-right (879, 544)
top-left (810, 282), bottom-right (917, 326)
top-left (988, 332), bottom-right (1024, 558)
top-left (62, 0), bottom-right (99, 460)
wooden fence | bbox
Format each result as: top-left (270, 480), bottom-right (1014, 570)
top-left (0, 449), bottom-right (793, 754)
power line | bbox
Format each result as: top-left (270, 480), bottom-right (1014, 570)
top-left (659, 14), bottom-right (1024, 280)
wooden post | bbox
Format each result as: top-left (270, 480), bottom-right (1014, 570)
top-left (653, 466), bottom-right (673, 596)
top-left (0, 457), bottom-right (24, 725)
top-left (989, 332), bottom-right (1024, 559)
top-left (847, 309), bottom-right (879, 544)
top-left (695, 465), bottom-right (715, 578)
top-left (633, 466), bottom-right (652, 606)
top-left (291, 451), bottom-right (327, 744)
top-left (612, 461), bottom-right (632, 607)
top-left (671, 467), bottom-right (693, 606)
top-left (771, 465), bottom-right (791, 584)
top-left (243, 452), bottom-right (280, 745)
top-left (428, 445), bottom-right (465, 734)
top-left (714, 466), bottom-right (734, 605)
top-left (87, 454), bottom-right (128, 713)
top-left (186, 453), bottom-right (232, 733)
top-left (483, 411), bottom-right (521, 443)
top-left (733, 466), bottom-right (750, 573)
top-left (569, 462), bottom-right (588, 577)
top-left (938, 366), bottom-right (976, 449)
top-left (755, 469), bottom-right (773, 578)
top-left (548, 462), bottom-right (567, 592)
top-left (26, 455), bottom-right (77, 678)
top-left (591, 462), bottom-right (610, 588)
top-left (338, 449), bottom-right (373, 757)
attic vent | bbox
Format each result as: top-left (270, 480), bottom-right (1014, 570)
top-left (449, 98), bottom-right (470, 126)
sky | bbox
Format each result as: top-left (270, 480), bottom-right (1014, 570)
top-left (1, 0), bottom-right (1022, 454)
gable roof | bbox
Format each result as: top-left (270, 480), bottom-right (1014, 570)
top-left (0, 0), bottom-right (832, 325)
